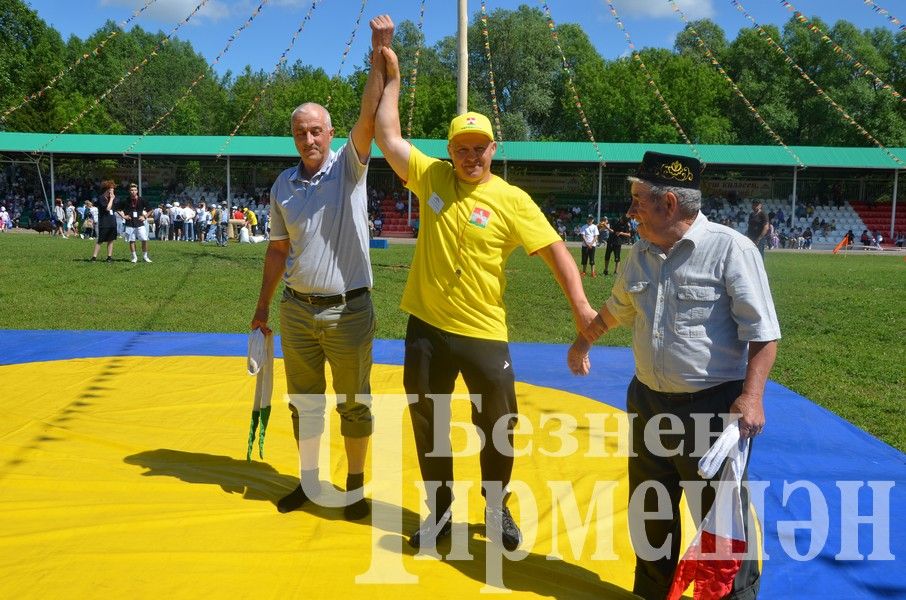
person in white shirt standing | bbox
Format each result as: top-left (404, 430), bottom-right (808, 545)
top-left (250, 15), bottom-right (394, 521)
top-left (169, 202), bottom-right (182, 241)
top-left (182, 202), bottom-right (196, 242)
top-left (122, 183), bottom-right (152, 263)
top-left (580, 215), bottom-right (599, 277)
top-left (569, 151), bottom-right (779, 599)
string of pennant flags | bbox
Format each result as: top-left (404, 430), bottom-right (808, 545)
top-left (731, 0), bottom-right (904, 168)
top-left (666, 0), bottom-right (802, 167)
top-left (780, 0), bottom-right (904, 104)
top-left (123, 0), bottom-right (271, 156)
top-left (0, 0), bottom-right (158, 123)
top-left (405, 0), bottom-right (427, 140)
top-left (861, 0), bottom-right (905, 31)
top-left (325, 0), bottom-right (368, 109)
top-left (540, 1), bottom-right (605, 165)
top-left (605, 0), bottom-right (702, 164)
top-left (216, 0), bottom-right (321, 158)
top-left (34, 0), bottom-right (212, 155)
top-left (9, 0), bottom-right (904, 172)
top-left (479, 0), bottom-right (505, 148)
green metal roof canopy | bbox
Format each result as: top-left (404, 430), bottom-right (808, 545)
top-left (0, 131), bottom-right (903, 169)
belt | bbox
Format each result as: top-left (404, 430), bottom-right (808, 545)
top-left (287, 286), bottom-right (369, 306)
top-left (654, 380), bottom-right (742, 403)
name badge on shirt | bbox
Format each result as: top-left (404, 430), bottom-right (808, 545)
top-left (427, 193), bottom-right (444, 215)
top-left (132, 212), bottom-right (138, 218)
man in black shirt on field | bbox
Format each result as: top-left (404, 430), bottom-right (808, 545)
top-left (746, 200), bottom-right (769, 258)
top-left (603, 215), bottom-right (631, 275)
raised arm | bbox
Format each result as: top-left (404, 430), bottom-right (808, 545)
top-left (374, 46), bottom-right (411, 181)
top-left (348, 15), bottom-right (394, 164)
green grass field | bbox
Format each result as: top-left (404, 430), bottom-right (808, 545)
top-left (1, 232), bottom-right (903, 451)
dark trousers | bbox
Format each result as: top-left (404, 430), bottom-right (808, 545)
top-left (581, 245), bottom-right (596, 268)
top-left (604, 243), bottom-right (621, 266)
top-left (403, 316), bottom-right (518, 515)
top-left (628, 377), bottom-right (760, 600)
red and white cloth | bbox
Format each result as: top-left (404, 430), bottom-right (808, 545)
top-left (667, 422), bottom-right (751, 600)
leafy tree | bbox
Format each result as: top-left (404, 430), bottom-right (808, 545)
top-left (674, 19), bottom-right (728, 63)
top-left (465, 5), bottom-right (560, 140)
top-left (723, 25), bottom-right (798, 145)
top-left (0, 0), bottom-right (67, 131)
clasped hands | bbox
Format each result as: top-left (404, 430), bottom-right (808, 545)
top-left (568, 310), bottom-right (606, 376)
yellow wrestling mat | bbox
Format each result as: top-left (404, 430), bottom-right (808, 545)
top-left (0, 354), bottom-right (684, 599)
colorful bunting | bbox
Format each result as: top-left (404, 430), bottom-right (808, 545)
top-left (607, 0), bottom-right (703, 164)
top-left (780, 0), bottom-right (904, 104)
top-left (325, 0), bottom-right (368, 109)
top-left (124, 0), bottom-right (271, 155)
top-left (217, 0), bottom-right (321, 157)
top-left (667, 0), bottom-right (802, 167)
top-left (35, 0), bottom-right (212, 155)
top-left (541, 2), bottom-right (605, 165)
top-left (479, 0), bottom-right (505, 157)
top-left (731, 0), bottom-right (904, 167)
top-left (1, 0), bottom-right (158, 123)
top-left (405, 0), bottom-right (426, 140)
top-left (861, 0), bottom-right (906, 31)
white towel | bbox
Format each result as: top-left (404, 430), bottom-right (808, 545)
top-left (698, 421), bottom-right (745, 480)
top-left (247, 328), bottom-right (273, 410)
top-left (246, 329), bottom-right (274, 461)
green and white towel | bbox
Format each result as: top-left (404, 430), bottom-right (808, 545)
top-left (246, 328), bottom-right (273, 461)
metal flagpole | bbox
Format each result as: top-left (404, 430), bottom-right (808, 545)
top-left (457, 0), bottom-right (468, 115)
top-left (596, 163), bottom-right (603, 222)
top-left (50, 153), bottom-right (55, 204)
top-left (890, 169), bottom-right (898, 241)
top-left (138, 155), bottom-right (143, 195)
top-left (791, 166), bottom-right (798, 228)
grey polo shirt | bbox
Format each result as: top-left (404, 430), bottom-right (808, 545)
top-left (605, 212), bottom-right (781, 393)
top-left (269, 142), bottom-right (373, 294)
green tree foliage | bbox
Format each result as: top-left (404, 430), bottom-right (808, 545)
top-left (465, 5), bottom-right (560, 140)
top-left (392, 19), bottom-right (457, 139)
top-left (0, 0), bottom-right (67, 131)
top-left (1, 1), bottom-right (904, 147)
top-left (675, 19), bottom-right (728, 62)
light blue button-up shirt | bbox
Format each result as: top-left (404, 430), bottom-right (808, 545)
top-left (605, 212), bottom-right (781, 393)
top-left (269, 142), bottom-right (372, 294)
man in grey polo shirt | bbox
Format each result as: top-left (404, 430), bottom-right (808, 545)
top-left (568, 151), bottom-right (780, 599)
top-left (251, 15), bottom-right (394, 521)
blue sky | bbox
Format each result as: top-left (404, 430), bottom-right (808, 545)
top-left (25, 0), bottom-right (901, 78)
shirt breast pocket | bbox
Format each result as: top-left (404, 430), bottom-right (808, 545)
top-left (626, 281), bottom-right (649, 311)
top-left (675, 284), bottom-right (722, 338)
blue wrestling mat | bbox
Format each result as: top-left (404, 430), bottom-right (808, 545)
top-left (1, 329), bottom-right (903, 598)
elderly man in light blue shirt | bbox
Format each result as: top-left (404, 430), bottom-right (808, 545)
top-left (569, 151), bottom-right (779, 600)
top-left (251, 15), bottom-right (394, 522)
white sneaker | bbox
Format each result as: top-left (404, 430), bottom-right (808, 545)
top-left (143, 255), bottom-right (152, 263)
top-left (130, 255), bottom-right (138, 263)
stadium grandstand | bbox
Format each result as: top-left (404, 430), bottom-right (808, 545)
top-left (1, 132), bottom-right (903, 248)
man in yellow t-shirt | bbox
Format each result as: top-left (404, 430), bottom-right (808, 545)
top-left (375, 45), bottom-right (596, 551)
top-left (243, 207), bottom-right (259, 235)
